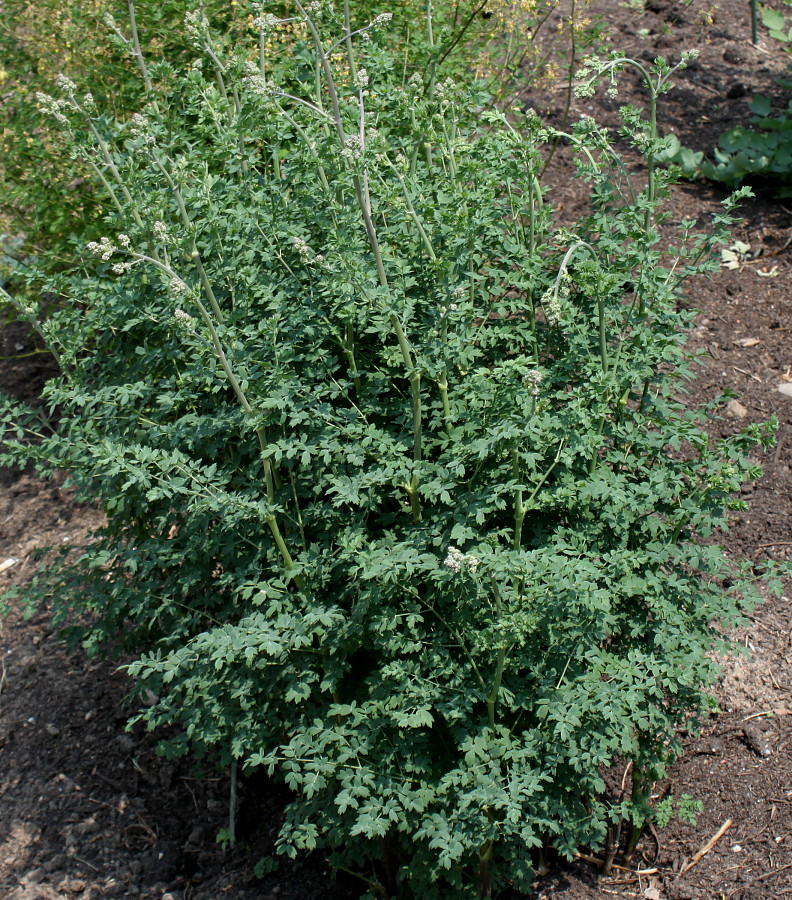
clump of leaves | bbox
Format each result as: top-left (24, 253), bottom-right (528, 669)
top-left (661, 3), bottom-right (792, 195)
top-left (0, 12), bottom-right (780, 900)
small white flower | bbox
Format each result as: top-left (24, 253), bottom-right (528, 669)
top-left (354, 68), bottom-right (369, 90)
top-left (306, 0), bottom-right (321, 14)
top-left (117, 233), bottom-right (131, 249)
top-left (111, 262), bottom-right (132, 275)
top-left (371, 12), bottom-right (393, 27)
top-left (452, 285), bottom-right (466, 300)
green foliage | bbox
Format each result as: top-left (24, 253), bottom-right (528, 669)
top-left (0, 17), bottom-right (780, 900)
top-left (665, 3), bottom-right (792, 195)
top-left (652, 793), bottom-right (702, 829)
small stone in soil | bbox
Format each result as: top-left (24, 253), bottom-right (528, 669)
top-left (725, 399), bottom-right (748, 418)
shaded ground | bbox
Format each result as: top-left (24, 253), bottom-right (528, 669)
top-left (1, 2), bottom-right (792, 898)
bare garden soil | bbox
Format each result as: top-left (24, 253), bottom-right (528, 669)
top-left (2, 2), bottom-right (792, 898)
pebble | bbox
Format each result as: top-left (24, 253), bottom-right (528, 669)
top-left (45, 724), bottom-right (61, 737)
top-left (777, 383), bottom-right (792, 398)
top-left (725, 399), bottom-right (748, 418)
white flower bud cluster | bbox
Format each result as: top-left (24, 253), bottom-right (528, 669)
top-left (112, 261), bottom-right (133, 275)
top-left (253, 13), bottom-right (280, 31)
top-left (354, 68), bottom-right (369, 90)
top-left (341, 135), bottom-right (363, 163)
top-left (129, 113), bottom-right (156, 145)
top-left (439, 302), bottom-right (458, 319)
top-left (243, 72), bottom-right (273, 99)
top-left (524, 369), bottom-right (543, 398)
top-left (541, 273), bottom-right (571, 327)
top-left (432, 78), bottom-right (456, 100)
top-left (173, 308), bottom-right (195, 330)
top-left (168, 276), bottom-right (190, 297)
top-left (451, 285), bottom-right (467, 300)
top-left (185, 9), bottom-right (210, 42)
top-left (35, 92), bottom-right (71, 126)
top-left (55, 73), bottom-right (77, 94)
top-left (443, 546), bottom-right (480, 575)
top-left (117, 233), bottom-right (131, 249)
top-left (292, 235), bottom-right (325, 266)
top-left (86, 237), bottom-right (117, 261)
top-left (153, 221), bottom-right (170, 243)
top-left (680, 49), bottom-right (699, 66)
top-left (306, 1), bottom-right (322, 14)
top-left (370, 12), bottom-right (393, 27)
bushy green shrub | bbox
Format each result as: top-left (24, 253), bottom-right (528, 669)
top-left (0, 16), bottom-right (779, 900)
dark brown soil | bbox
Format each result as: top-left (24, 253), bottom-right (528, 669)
top-left (2, 2), bottom-right (791, 899)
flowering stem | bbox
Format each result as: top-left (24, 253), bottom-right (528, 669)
top-left (127, 0), bottom-right (154, 97)
top-left (297, 0), bottom-right (423, 521)
top-left (342, 0), bottom-right (358, 83)
top-left (150, 155), bottom-right (225, 323)
top-left (134, 253), bottom-right (294, 573)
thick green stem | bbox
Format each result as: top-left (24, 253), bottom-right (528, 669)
top-left (512, 446), bottom-right (524, 550)
top-left (152, 155), bottom-right (225, 322)
top-left (127, 0), bottom-right (154, 96)
top-left (342, 0), bottom-right (358, 83)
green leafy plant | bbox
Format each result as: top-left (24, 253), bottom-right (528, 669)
top-left (0, 13), bottom-right (780, 900)
top-left (663, 2), bottom-right (792, 195)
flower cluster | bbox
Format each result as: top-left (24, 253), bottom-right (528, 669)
top-left (153, 221), bottom-right (170, 243)
top-left (168, 276), bottom-right (190, 297)
top-left (35, 92), bottom-right (71, 126)
top-left (253, 13), bottom-right (280, 31)
top-left (443, 546), bottom-right (480, 575)
top-left (354, 68), bottom-right (369, 90)
top-left (243, 71), bottom-right (273, 99)
top-left (291, 235), bottom-right (326, 266)
top-left (541, 273), bottom-right (571, 327)
top-left (86, 237), bottom-right (117, 261)
top-left (524, 369), bottom-right (543, 398)
top-left (173, 308), bottom-right (196, 330)
top-left (341, 135), bottom-right (364, 163)
top-left (185, 9), bottom-right (210, 43)
top-left (55, 73), bottom-right (77, 95)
